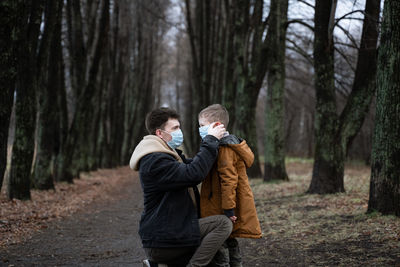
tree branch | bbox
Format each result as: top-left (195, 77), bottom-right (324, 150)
top-left (334, 46), bottom-right (356, 72)
top-left (334, 41), bottom-right (359, 50)
top-left (286, 19), bottom-right (314, 32)
top-left (297, 0), bottom-right (314, 9)
top-left (286, 38), bottom-right (313, 65)
top-left (335, 24), bottom-right (359, 49)
top-left (334, 9), bottom-right (364, 27)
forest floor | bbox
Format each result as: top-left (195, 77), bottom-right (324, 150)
top-left (0, 160), bottom-right (399, 266)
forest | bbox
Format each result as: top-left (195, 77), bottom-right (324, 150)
top-left (0, 0), bottom-right (399, 217)
top-left (1, 0), bottom-right (399, 265)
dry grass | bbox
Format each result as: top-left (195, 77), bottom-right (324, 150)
top-left (241, 160), bottom-right (400, 266)
top-left (0, 167), bottom-right (134, 248)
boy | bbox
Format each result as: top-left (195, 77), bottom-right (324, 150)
top-left (198, 104), bottom-right (262, 267)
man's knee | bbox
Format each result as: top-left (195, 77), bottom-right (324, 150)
top-left (218, 215), bottom-right (233, 237)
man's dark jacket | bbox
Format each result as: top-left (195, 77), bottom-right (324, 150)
top-left (133, 135), bottom-right (220, 248)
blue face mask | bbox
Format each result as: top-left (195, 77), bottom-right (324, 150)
top-left (164, 129), bottom-right (183, 149)
top-left (199, 125), bottom-right (210, 139)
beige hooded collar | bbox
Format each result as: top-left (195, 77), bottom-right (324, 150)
top-left (129, 135), bottom-right (182, 171)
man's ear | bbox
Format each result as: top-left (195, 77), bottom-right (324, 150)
top-left (155, 129), bottom-right (163, 138)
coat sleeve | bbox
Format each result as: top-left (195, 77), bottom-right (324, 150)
top-left (217, 147), bottom-right (238, 210)
top-left (140, 135), bottom-right (219, 191)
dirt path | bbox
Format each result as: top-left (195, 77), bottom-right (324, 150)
top-left (0, 173), bottom-right (145, 267)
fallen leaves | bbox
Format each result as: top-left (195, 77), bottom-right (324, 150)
top-left (242, 160), bottom-right (400, 266)
top-left (0, 166), bottom-right (136, 248)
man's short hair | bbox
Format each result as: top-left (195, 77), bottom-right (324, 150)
top-left (198, 104), bottom-right (229, 127)
top-left (145, 107), bottom-right (180, 135)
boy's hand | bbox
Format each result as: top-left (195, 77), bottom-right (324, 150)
top-left (229, 216), bottom-right (237, 223)
top-left (207, 122), bottom-right (226, 139)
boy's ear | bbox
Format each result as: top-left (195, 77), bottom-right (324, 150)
top-left (211, 121), bottom-right (222, 128)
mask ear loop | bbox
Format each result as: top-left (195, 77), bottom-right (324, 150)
top-left (159, 129), bottom-right (171, 142)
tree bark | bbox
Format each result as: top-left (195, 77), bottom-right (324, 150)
top-left (66, 0), bottom-right (87, 100)
top-left (32, 0), bottom-right (63, 190)
top-left (338, 0), bottom-right (381, 155)
top-left (0, 1), bottom-right (18, 190)
top-left (308, 0), bottom-right (344, 194)
top-left (57, 0), bottom-right (110, 180)
top-left (231, 0), bottom-right (266, 178)
top-left (264, 0), bottom-right (289, 181)
top-left (308, 0), bottom-right (380, 194)
top-left (54, 34), bottom-right (69, 182)
top-left (8, 0), bottom-right (44, 200)
top-left (368, 0), bottom-right (400, 216)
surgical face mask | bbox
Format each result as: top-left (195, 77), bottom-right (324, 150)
top-left (163, 129), bottom-right (183, 149)
top-left (199, 125), bottom-right (210, 139)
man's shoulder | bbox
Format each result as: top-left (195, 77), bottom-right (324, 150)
top-left (139, 152), bottom-right (178, 171)
top-left (141, 152), bottom-right (177, 162)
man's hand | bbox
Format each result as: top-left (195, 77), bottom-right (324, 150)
top-left (207, 122), bottom-right (226, 140)
top-left (229, 216), bottom-right (237, 223)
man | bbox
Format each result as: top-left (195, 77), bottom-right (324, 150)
top-left (130, 107), bottom-right (232, 267)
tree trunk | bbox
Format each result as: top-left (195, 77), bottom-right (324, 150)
top-left (264, 0), bottom-right (289, 181)
top-left (66, 0), bottom-right (87, 100)
top-left (32, 0), bottom-right (63, 190)
top-left (233, 82), bottom-right (263, 178)
top-left (8, 0), bottom-right (43, 200)
top-left (232, 0), bottom-right (264, 178)
top-left (58, 0), bottom-right (110, 180)
top-left (308, 0), bottom-right (344, 194)
top-left (308, 0), bottom-right (380, 194)
top-left (338, 0), bottom-right (381, 155)
top-left (368, 0), bottom-right (400, 216)
top-left (0, 1), bottom-right (18, 190)
top-left (54, 33), bottom-right (69, 182)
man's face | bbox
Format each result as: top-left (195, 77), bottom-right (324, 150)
top-left (156, 118), bottom-right (180, 142)
top-left (199, 116), bottom-right (212, 127)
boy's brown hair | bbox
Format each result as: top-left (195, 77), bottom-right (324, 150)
top-left (198, 104), bottom-right (229, 127)
top-left (145, 107), bottom-right (180, 134)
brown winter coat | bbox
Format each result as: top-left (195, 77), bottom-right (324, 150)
top-left (200, 136), bottom-right (262, 239)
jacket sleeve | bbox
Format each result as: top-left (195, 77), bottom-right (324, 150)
top-left (140, 135), bottom-right (219, 191)
top-left (217, 146), bottom-right (238, 210)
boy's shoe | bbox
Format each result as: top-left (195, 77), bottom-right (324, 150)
top-left (227, 238), bottom-right (243, 267)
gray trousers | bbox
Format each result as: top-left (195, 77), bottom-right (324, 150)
top-left (144, 215), bottom-right (233, 267)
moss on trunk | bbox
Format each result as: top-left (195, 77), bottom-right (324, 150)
top-left (264, 0), bottom-right (289, 182)
top-left (368, 0), bottom-right (400, 216)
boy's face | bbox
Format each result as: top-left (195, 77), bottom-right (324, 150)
top-left (199, 116), bottom-right (212, 127)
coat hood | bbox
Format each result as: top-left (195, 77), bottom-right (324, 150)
top-left (129, 135), bottom-right (181, 170)
top-left (220, 135), bottom-right (254, 168)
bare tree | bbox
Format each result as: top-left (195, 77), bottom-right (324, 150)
top-left (0, 1), bottom-right (18, 190)
top-left (264, 0), bottom-right (289, 181)
top-left (33, 0), bottom-right (64, 190)
top-left (8, 0), bottom-right (44, 200)
top-left (308, 0), bottom-right (380, 194)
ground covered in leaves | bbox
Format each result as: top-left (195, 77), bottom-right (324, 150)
top-left (1, 160), bottom-right (399, 266)
top-left (0, 167), bottom-right (134, 248)
top-left (240, 159), bottom-right (400, 266)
